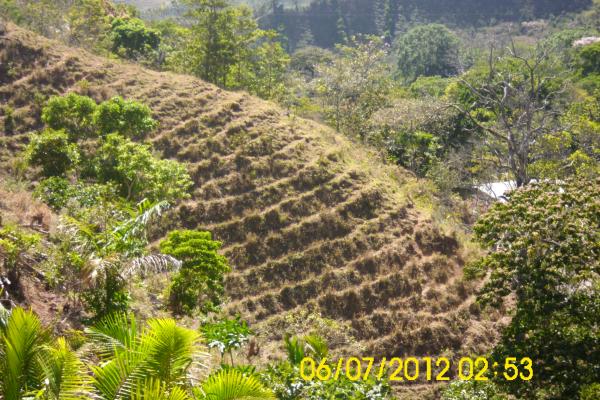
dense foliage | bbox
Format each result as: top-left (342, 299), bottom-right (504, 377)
top-left (469, 178), bottom-right (600, 398)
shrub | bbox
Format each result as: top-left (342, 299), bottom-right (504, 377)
top-left (3, 106), bottom-right (15, 135)
top-left (93, 133), bottom-right (191, 202)
top-left (93, 96), bottom-right (157, 138)
top-left (25, 129), bottom-right (80, 176)
top-left (160, 230), bottom-right (231, 315)
top-left (41, 93), bottom-right (97, 140)
top-left (33, 177), bottom-right (117, 211)
top-left (202, 316), bottom-right (252, 364)
top-left (441, 380), bottom-right (508, 400)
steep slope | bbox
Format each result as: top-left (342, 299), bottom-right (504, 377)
top-left (0, 23), bottom-right (502, 376)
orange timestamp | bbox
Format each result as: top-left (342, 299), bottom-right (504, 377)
top-left (300, 356), bottom-right (534, 382)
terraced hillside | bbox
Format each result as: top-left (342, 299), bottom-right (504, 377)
top-left (0, 23), bottom-right (502, 375)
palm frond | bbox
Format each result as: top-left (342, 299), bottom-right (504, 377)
top-left (130, 379), bottom-right (192, 400)
top-left (197, 369), bottom-right (275, 400)
top-left (0, 307), bottom-right (48, 400)
top-left (38, 337), bottom-right (93, 400)
top-left (122, 255), bottom-right (182, 280)
top-left (112, 200), bottom-right (170, 245)
top-left (141, 318), bottom-right (208, 388)
top-left (86, 313), bottom-right (138, 359)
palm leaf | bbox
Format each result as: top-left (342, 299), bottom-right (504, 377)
top-left (38, 337), bottom-right (92, 400)
top-left (0, 307), bottom-right (48, 400)
top-left (198, 369), bottom-right (275, 400)
top-left (141, 318), bottom-right (208, 388)
top-left (122, 255), bottom-right (182, 279)
top-left (130, 379), bottom-right (192, 400)
top-left (86, 313), bottom-right (138, 359)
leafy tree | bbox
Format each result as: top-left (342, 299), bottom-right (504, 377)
top-left (93, 96), bottom-right (157, 138)
top-left (396, 24), bottom-right (461, 82)
top-left (34, 177), bottom-right (118, 211)
top-left (181, 0), bottom-right (251, 86)
top-left (41, 93), bottom-right (98, 140)
top-left (93, 133), bottom-right (191, 202)
top-left (236, 31), bottom-right (290, 100)
top-left (66, 0), bottom-right (111, 50)
top-left (577, 41), bottom-right (600, 76)
top-left (0, 225), bottom-right (40, 300)
top-left (25, 129), bottom-right (80, 176)
top-left (315, 36), bottom-right (392, 139)
top-left (451, 43), bottom-right (568, 187)
top-left (529, 96), bottom-right (600, 180)
top-left (159, 230), bottom-right (231, 315)
top-left (289, 46), bottom-right (334, 79)
top-left (110, 17), bottom-right (161, 59)
top-left (469, 179), bottom-right (600, 398)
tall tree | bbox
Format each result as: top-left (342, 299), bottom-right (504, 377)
top-left (453, 42), bottom-right (568, 187)
top-left (469, 178), bottom-right (600, 398)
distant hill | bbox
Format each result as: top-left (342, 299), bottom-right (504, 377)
top-left (0, 23), bottom-right (503, 395)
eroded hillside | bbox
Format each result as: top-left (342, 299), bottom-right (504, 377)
top-left (0, 22), bottom-right (502, 376)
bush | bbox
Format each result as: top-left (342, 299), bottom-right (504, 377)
top-left (41, 93), bottom-right (97, 140)
top-left (3, 106), bottom-right (15, 135)
top-left (580, 383), bottom-right (600, 400)
top-left (578, 41), bottom-right (600, 76)
top-left (160, 230), bottom-right (231, 315)
top-left (441, 380), bottom-right (508, 400)
top-left (93, 133), bottom-right (191, 202)
top-left (25, 129), bottom-right (80, 176)
top-left (33, 177), bottom-right (117, 211)
top-left (93, 96), bottom-right (157, 138)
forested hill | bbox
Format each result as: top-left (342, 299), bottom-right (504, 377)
top-left (262, 0), bottom-right (592, 48)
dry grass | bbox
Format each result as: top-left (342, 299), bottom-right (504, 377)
top-left (0, 22), bottom-right (505, 395)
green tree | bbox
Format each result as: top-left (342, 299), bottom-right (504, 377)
top-left (469, 179), bottom-right (600, 398)
top-left (159, 230), bottom-right (231, 315)
top-left (315, 36), bottom-right (392, 140)
top-left (25, 129), bottom-right (80, 176)
top-left (110, 17), bottom-right (161, 59)
top-left (396, 24), bottom-right (461, 82)
top-left (41, 93), bottom-right (98, 140)
top-left (66, 0), bottom-right (111, 50)
top-left (93, 96), bottom-right (157, 138)
top-left (237, 31), bottom-right (290, 100)
top-left (451, 43), bottom-right (568, 187)
top-left (93, 133), bottom-right (191, 202)
top-left (181, 0), bottom-right (247, 86)
top-left (577, 41), bottom-right (600, 76)
top-left (529, 95), bottom-right (600, 180)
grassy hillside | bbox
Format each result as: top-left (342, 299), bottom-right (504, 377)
top-left (0, 21), bottom-right (502, 385)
